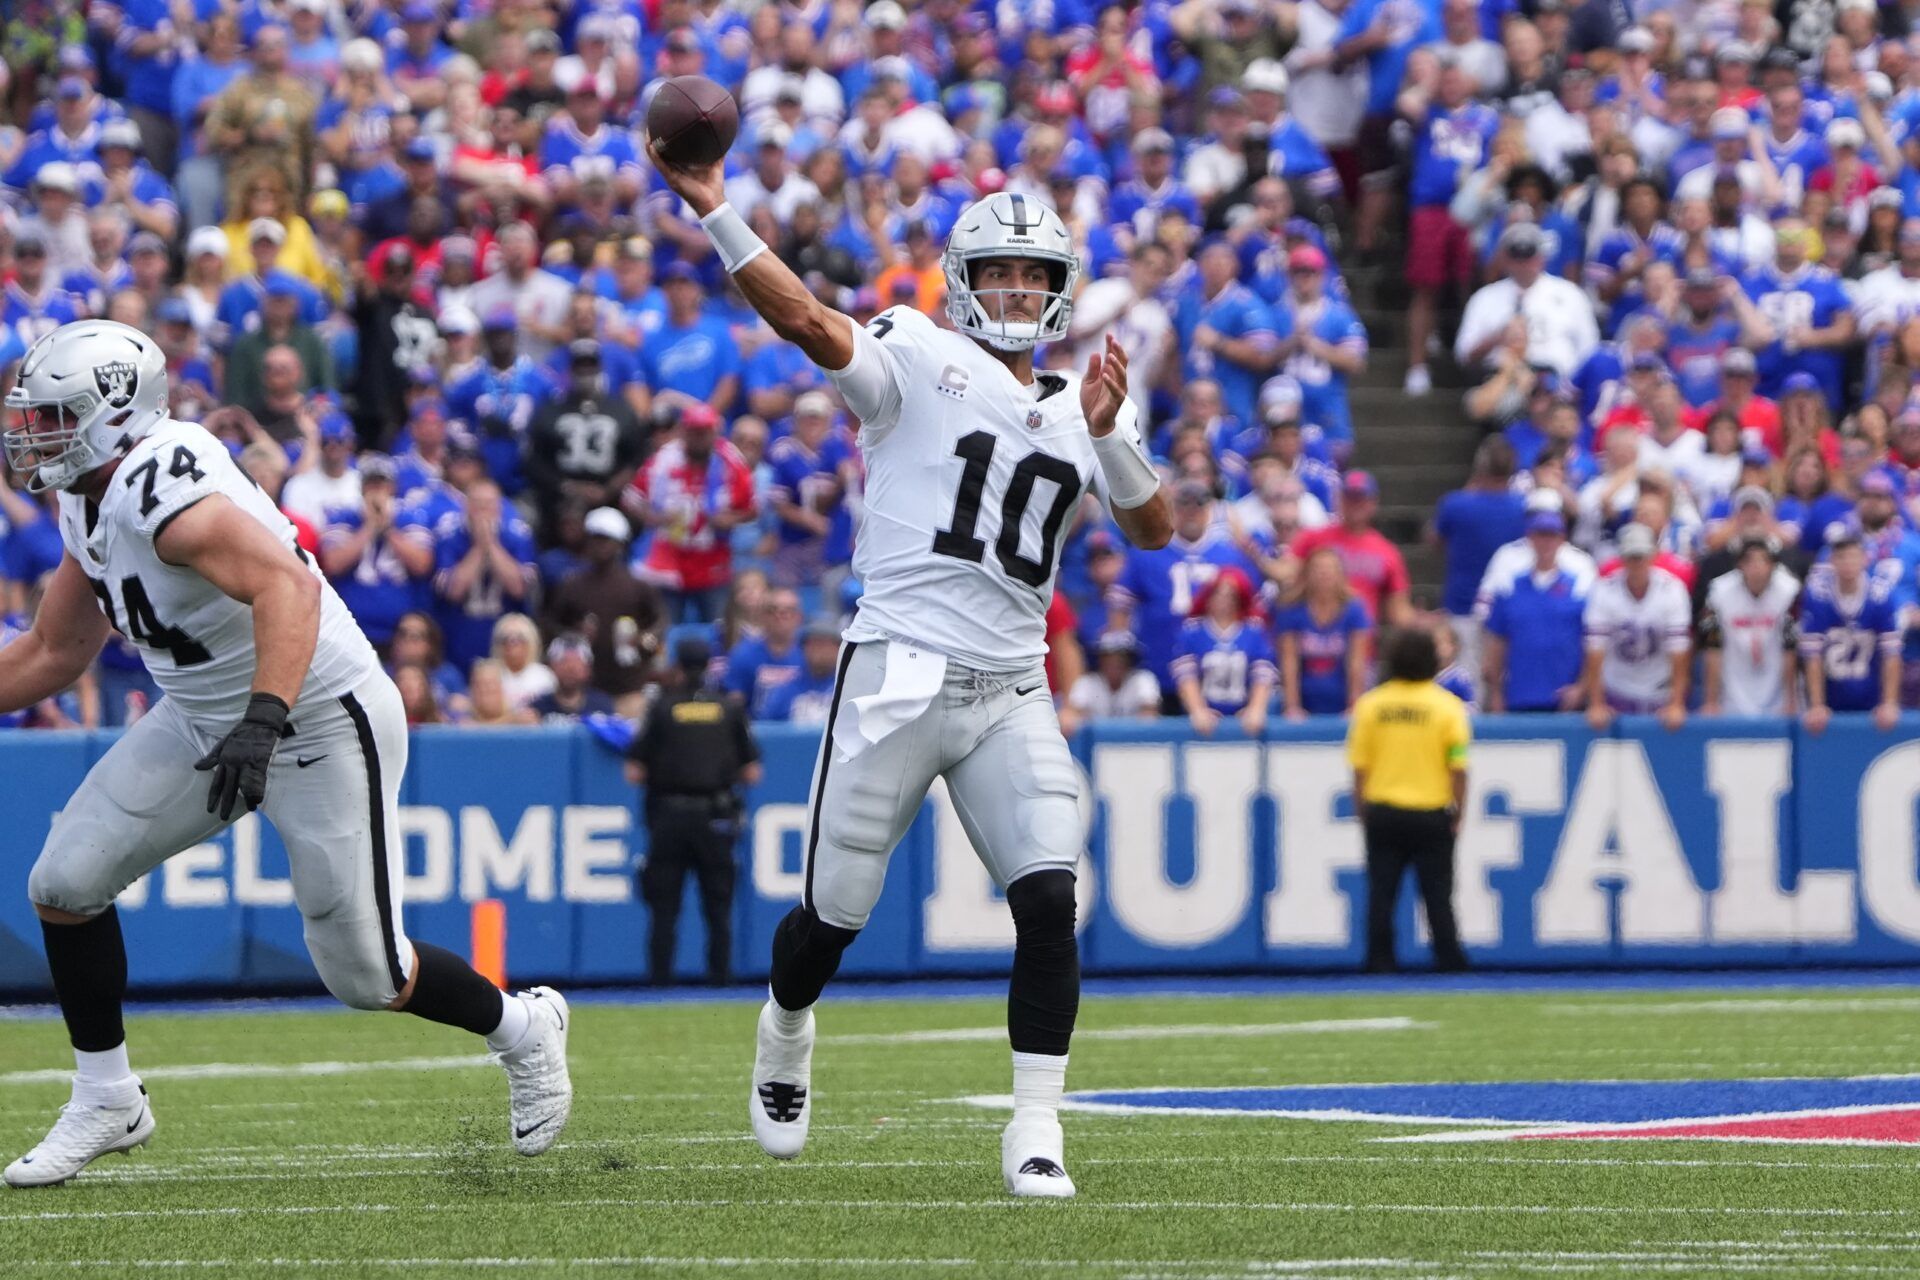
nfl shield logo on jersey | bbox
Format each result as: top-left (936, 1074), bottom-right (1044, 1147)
top-left (1026, 409), bottom-right (1043, 431)
top-left (94, 362), bottom-right (138, 410)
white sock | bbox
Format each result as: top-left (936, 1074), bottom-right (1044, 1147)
top-left (74, 1043), bottom-right (132, 1088)
top-left (484, 990), bottom-right (532, 1053)
top-left (768, 988), bottom-right (810, 1036)
top-left (1011, 1050), bottom-right (1068, 1120)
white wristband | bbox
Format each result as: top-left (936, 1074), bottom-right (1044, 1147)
top-left (699, 202), bottom-right (768, 274)
top-left (1091, 428), bottom-right (1160, 509)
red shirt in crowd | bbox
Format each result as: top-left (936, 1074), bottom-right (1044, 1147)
top-left (1598, 550), bottom-right (1697, 591)
top-left (1289, 525), bottom-right (1409, 621)
top-left (1044, 591), bottom-right (1078, 694)
top-left (627, 437), bottom-right (756, 592)
top-left (1684, 392), bottom-right (1780, 448)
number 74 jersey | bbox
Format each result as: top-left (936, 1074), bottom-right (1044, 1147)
top-left (827, 305), bottom-right (1147, 672)
top-left (56, 418), bottom-right (377, 725)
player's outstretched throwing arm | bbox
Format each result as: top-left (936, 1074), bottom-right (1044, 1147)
top-left (155, 495), bottom-right (321, 818)
top-left (646, 138), bottom-right (1172, 551)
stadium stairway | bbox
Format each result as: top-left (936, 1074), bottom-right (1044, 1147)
top-left (1342, 257), bottom-right (1482, 604)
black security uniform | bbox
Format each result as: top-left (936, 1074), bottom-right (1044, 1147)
top-left (627, 662), bottom-right (760, 984)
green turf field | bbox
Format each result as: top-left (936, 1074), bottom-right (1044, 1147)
top-left (3, 983), bottom-right (1919, 1278)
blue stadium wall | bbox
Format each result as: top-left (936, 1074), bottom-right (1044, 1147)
top-left (3, 716), bottom-right (1919, 994)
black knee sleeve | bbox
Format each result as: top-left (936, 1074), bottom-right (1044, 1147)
top-left (400, 940), bottom-right (505, 1037)
top-left (1007, 869), bottom-right (1080, 1056)
top-left (769, 905), bottom-right (858, 1012)
top-left (41, 907), bottom-right (127, 1053)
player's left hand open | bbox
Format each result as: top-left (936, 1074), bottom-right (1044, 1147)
top-left (1081, 334), bottom-right (1128, 437)
top-left (196, 693), bottom-right (291, 819)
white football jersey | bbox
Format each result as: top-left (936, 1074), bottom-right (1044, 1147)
top-left (1582, 567), bottom-right (1693, 706)
top-left (57, 419), bottom-right (378, 724)
top-left (826, 305), bottom-right (1148, 671)
top-left (1703, 564), bottom-right (1800, 716)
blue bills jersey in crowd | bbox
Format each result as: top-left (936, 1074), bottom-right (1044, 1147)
top-left (1798, 565), bottom-right (1904, 711)
top-left (722, 635), bottom-right (802, 719)
top-left (1273, 597), bottom-right (1372, 714)
top-left (1171, 618), bottom-right (1277, 715)
top-left (1745, 264), bottom-right (1852, 408)
top-left (1110, 530), bottom-right (1265, 689)
top-left (431, 509), bottom-right (537, 672)
top-left (1483, 567), bottom-right (1589, 712)
top-left (759, 665), bottom-right (838, 724)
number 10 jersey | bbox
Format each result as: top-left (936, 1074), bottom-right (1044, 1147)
top-left (56, 418), bottom-right (378, 725)
top-left (825, 305), bottom-right (1146, 672)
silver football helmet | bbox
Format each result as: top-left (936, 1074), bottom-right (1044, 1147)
top-left (942, 192), bottom-right (1080, 352)
top-left (4, 320), bottom-right (168, 492)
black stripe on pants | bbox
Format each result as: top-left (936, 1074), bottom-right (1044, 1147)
top-left (340, 693), bottom-right (407, 993)
top-left (1362, 804), bottom-right (1465, 970)
top-left (801, 642), bottom-right (858, 915)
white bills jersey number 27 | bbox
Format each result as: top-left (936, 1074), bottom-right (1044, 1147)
top-left (828, 304), bottom-right (1144, 672)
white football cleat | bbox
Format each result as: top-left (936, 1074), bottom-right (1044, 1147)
top-left (5, 1078), bottom-right (154, 1188)
top-left (750, 999), bottom-right (813, 1159)
top-left (498, 987), bottom-right (571, 1156)
top-left (1002, 1112), bottom-right (1076, 1198)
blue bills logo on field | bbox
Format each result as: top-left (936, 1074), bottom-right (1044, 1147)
top-left (984, 1077), bottom-right (1920, 1145)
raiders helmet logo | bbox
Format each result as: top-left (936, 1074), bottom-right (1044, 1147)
top-left (94, 361), bottom-right (138, 410)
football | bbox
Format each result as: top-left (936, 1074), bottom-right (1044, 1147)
top-left (646, 75), bottom-right (740, 167)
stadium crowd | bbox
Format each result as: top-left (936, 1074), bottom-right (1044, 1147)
top-left (0, 0), bottom-right (1912, 737)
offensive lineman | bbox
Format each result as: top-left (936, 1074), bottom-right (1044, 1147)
top-left (648, 140), bottom-right (1172, 1196)
top-left (1, 321), bottom-right (571, 1188)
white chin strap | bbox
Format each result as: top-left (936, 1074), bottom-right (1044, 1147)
top-left (973, 321), bottom-right (1044, 352)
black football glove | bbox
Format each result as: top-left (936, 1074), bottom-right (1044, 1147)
top-left (195, 693), bottom-right (290, 820)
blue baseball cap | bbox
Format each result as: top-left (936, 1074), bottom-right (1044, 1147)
top-left (1781, 371), bottom-right (1821, 396)
top-left (155, 297), bottom-right (193, 325)
top-left (401, 136), bottom-right (436, 162)
top-left (660, 260), bottom-right (701, 284)
top-left (56, 76), bottom-right (88, 101)
top-left (401, 1), bottom-right (437, 21)
top-left (1526, 510), bottom-right (1567, 536)
top-left (319, 412), bottom-right (356, 443)
top-left (262, 271), bottom-right (304, 299)
top-left (481, 307), bottom-right (517, 333)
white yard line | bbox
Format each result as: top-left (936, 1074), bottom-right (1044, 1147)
top-left (1545, 997), bottom-right (1920, 1016)
top-left (0, 1193), bottom-right (1906, 1219)
top-left (0, 1056), bottom-right (492, 1086)
top-left (30, 1145), bottom-right (1920, 1187)
top-left (825, 1017), bottom-right (1428, 1045)
top-left (2, 1256), bottom-right (1905, 1277)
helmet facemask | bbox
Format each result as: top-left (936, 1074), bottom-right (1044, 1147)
top-left (943, 247), bottom-right (1079, 352)
top-left (2, 392), bottom-right (104, 493)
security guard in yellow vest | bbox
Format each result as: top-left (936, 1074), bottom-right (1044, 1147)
top-left (1346, 627), bottom-right (1471, 974)
top-left (626, 636), bottom-right (762, 985)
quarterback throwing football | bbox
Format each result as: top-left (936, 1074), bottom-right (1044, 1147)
top-left (0, 321), bottom-right (571, 1187)
top-left (649, 139), bottom-right (1172, 1196)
